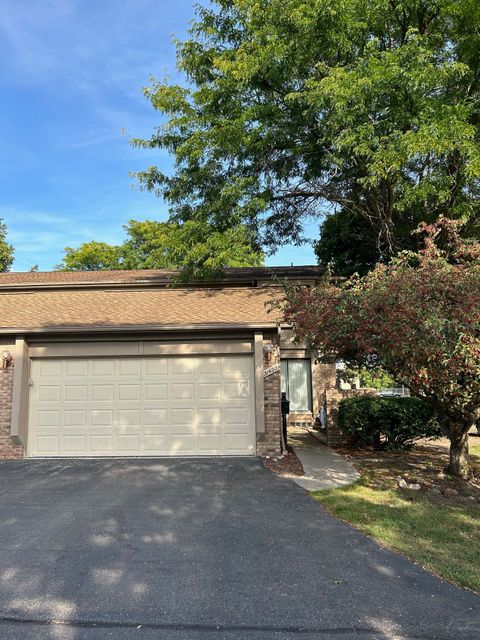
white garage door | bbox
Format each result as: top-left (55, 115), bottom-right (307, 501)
top-left (28, 356), bottom-right (255, 457)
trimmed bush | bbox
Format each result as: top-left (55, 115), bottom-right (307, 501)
top-left (338, 396), bottom-right (441, 450)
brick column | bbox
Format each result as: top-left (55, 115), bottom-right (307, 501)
top-left (256, 339), bottom-right (282, 456)
top-left (0, 346), bottom-right (24, 459)
top-left (325, 388), bottom-right (375, 448)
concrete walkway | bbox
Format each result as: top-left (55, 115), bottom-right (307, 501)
top-left (287, 426), bottom-right (360, 491)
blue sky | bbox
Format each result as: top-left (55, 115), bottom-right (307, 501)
top-left (0, 0), bottom-right (317, 272)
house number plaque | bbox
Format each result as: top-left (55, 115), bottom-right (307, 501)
top-left (264, 363), bottom-right (280, 378)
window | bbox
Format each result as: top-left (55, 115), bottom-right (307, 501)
top-left (280, 359), bottom-right (312, 412)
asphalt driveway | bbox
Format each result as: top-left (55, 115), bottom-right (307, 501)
top-left (0, 458), bottom-right (478, 640)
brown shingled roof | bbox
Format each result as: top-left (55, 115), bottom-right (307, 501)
top-left (0, 287), bottom-right (282, 332)
top-left (0, 269), bottom-right (174, 285)
top-left (0, 266), bottom-right (325, 289)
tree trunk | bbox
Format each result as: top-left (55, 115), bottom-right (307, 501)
top-left (447, 432), bottom-right (470, 478)
top-left (372, 430), bottom-right (382, 450)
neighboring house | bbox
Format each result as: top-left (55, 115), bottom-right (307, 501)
top-left (0, 266), bottom-right (337, 460)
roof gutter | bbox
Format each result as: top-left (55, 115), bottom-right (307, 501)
top-left (0, 322), bottom-right (283, 336)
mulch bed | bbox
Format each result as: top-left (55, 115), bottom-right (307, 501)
top-left (333, 436), bottom-right (480, 505)
top-left (263, 444), bottom-right (305, 477)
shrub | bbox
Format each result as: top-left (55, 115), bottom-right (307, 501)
top-left (338, 396), bottom-right (441, 450)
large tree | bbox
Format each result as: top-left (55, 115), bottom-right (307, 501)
top-left (60, 242), bottom-right (123, 272)
top-left (58, 220), bottom-right (263, 281)
top-left (133, 0), bottom-right (480, 256)
top-left (314, 210), bottom-right (382, 276)
top-left (0, 219), bottom-right (14, 272)
top-left (282, 218), bottom-right (480, 478)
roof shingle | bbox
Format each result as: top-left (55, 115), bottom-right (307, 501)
top-left (0, 266), bottom-right (324, 288)
top-left (1, 287), bottom-right (282, 332)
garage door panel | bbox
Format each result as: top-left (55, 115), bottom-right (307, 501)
top-left (119, 360), bottom-right (141, 376)
top-left (35, 435), bottom-right (60, 454)
top-left (39, 360), bottom-right (63, 378)
top-left (144, 384), bottom-right (168, 400)
top-left (223, 381), bottom-right (250, 400)
top-left (29, 355), bottom-right (255, 457)
top-left (118, 384), bottom-right (141, 401)
top-left (197, 382), bottom-right (221, 400)
top-left (170, 407), bottom-right (194, 426)
top-left (65, 385), bottom-right (88, 401)
top-left (196, 408), bottom-right (221, 426)
top-left (91, 409), bottom-right (113, 426)
top-left (66, 360), bottom-right (88, 377)
top-left (118, 409), bottom-right (140, 426)
top-left (172, 358), bottom-right (196, 375)
top-left (90, 435), bottom-right (113, 453)
top-left (64, 410), bottom-right (87, 427)
top-left (168, 434), bottom-right (196, 453)
top-left (117, 434), bottom-right (141, 451)
top-left (196, 358), bottom-right (221, 375)
top-left (196, 434), bottom-right (222, 451)
top-left (224, 407), bottom-right (249, 425)
top-left (223, 433), bottom-right (250, 452)
top-left (92, 385), bottom-right (114, 401)
top-left (222, 357), bottom-right (250, 376)
top-left (63, 435), bottom-right (86, 454)
top-left (195, 424), bottom-right (224, 438)
top-left (143, 434), bottom-right (167, 452)
top-left (223, 422), bottom-right (251, 435)
top-left (92, 360), bottom-right (115, 377)
top-left (144, 359), bottom-right (169, 376)
top-left (37, 410), bottom-right (61, 426)
top-left (143, 408), bottom-right (167, 425)
top-left (171, 383), bottom-right (194, 400)
top-left (38, 385), bottom-right (62, 402)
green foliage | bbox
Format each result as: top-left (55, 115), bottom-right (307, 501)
top-left (338, 365), bottom-right (397, 390)
top-left (0, 219), bottom-right (14, 272)
top-left (60, 242), bottom-right (124, 271)
top-left (315, 208), bottom-right (428, 276)
top-left (358, 368), bottom-right (397, 390)
top-left (58, 220), bottom-right (263, 281)
top-left (133, 0), bottom-right (480, 256)
top-left (315, 211), bottom-right (381, 276)
top-left (283, 217), bottom-right (480, 475)
top-left (339, 396), bottom-right (441, 450)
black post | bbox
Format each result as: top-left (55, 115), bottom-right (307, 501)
top-left (281, 392), bottom-right (290, 449)
top-left (282, 413), bottom-right (288, 448)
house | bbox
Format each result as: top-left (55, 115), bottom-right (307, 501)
top-left (0, 266), bottom-right (337, 459)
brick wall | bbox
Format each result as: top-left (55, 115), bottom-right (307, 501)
top-left (256, 340), bottom-right (282, 456)
top-left (0, 346), bottom-right (24, 459)
top-left (324, 388), bottom-right (375, 447)
top-left (287, 412), bottom-right (314, 429)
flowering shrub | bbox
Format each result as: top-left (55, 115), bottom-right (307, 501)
top-left (282, 218), bottom-right (480, 477)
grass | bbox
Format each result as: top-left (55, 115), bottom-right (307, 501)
top-left (471, 441), bottom-right (480, 459)
top-left (312, 437), bottom-right (480, 593)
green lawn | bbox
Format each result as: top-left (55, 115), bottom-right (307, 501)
top-left (313, 441), bottom-right (480, 593)
top-left (471, 441), bottom-right (480, 458)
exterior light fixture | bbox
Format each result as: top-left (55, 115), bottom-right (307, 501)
top-left (263, 344), bottom-right (274, 364)
top-left (1, 351), bottom-right (12, 369)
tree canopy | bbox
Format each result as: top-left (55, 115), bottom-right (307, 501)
top-left (282, 218), bottom-right (480, 477)
top-left (133, 0), bottom-right (480, 258)
top-left (0, 219), bottom-right (14, 272)
top-left (314, 210), bottom-right (381, 276)
top-left (58, 220), bottom-right (263, 281)
top-left (60, 241), bottom-right (123, 272)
